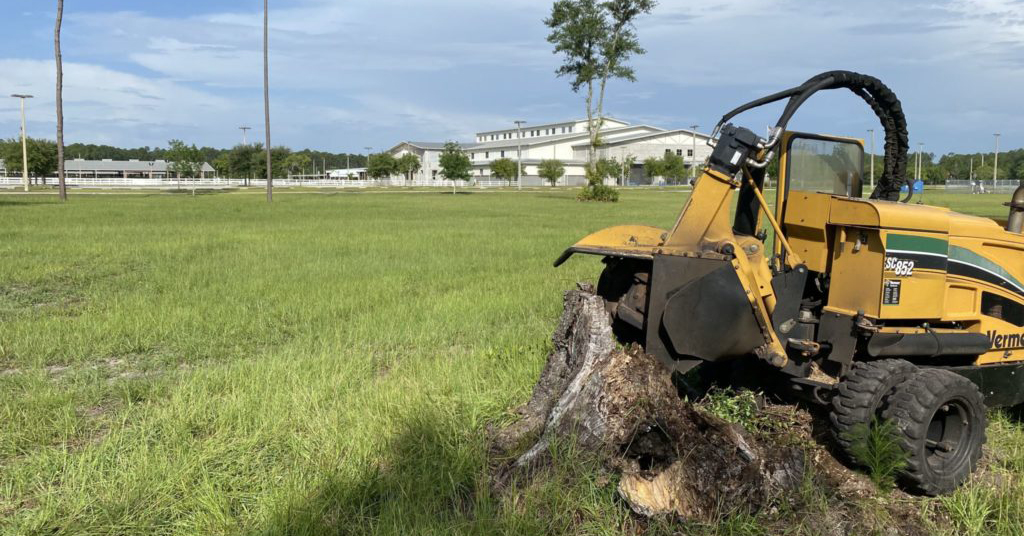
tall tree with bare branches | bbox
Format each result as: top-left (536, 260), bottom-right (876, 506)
top-left (263, 0), bottom-right (272, 202)
top-left (55, 0), bottom-right (66, 201)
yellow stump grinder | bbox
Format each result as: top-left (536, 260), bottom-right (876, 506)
top-left (555, 70), bottom-right (1024, 495)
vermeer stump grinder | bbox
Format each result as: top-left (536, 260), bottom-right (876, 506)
top-left (556, 71), bottom-right (1024, 495)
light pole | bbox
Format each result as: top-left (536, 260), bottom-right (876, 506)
top-left (619, 146), bottom-right (626, 186)
top-left (263, 0), bottom-right (272, 203)
top-left (867, 129), bottom-right (875, 190)
top-left (690, 124), bottom-right (699, 183)
top-left (994, 133), bottom-right (1001, 188)
top-left (969, 157), bottom-right (974, 193)
top-left (11, 94), bottom-right (33, 192)
top-left (514, 120), bottom-right (526, 189)
top-left (917, 142), bottom-right (924, 184)
top-left (364, 146), bottom-right (373, 181)
top-left (239, 126), bottom-right (251, 145)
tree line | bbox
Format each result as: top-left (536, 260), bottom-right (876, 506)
top-left (882, 149), bottom-right (1024, 184)
top-left (0, 137), bottom-right (369, 179)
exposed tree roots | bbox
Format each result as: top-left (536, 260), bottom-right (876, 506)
top-left (489, 285), bottom-right (933, 533)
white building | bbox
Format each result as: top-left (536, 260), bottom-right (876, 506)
top-left (0, 158), bottom-right (215, 179)
top-left (386, 118), bottom-right (712, 185)
top-left (327, 167), bottom-right (368, 180)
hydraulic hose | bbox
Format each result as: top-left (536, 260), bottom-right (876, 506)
top-left (714, 71), bottom-right (910, 202)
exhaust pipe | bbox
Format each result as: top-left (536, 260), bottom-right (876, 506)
top-left (1006, 184), bottom-right (1024, 233)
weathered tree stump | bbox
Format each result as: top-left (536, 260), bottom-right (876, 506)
top-left (491, 285), bottom-right (807, 521)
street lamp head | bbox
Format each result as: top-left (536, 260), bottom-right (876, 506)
top-left (11, 94), bottom-right (33, 99)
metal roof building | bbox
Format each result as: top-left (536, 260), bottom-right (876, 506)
top-left (64, 159), bottom-right (215, 178)
top-left (0, 158), bottom-right (215, 178)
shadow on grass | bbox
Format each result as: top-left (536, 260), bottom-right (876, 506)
top-left (254, 410), bottom-right (568, 536)
top-left (0, 198), bottom-right (62, 206)
top-left (165, 188), bottom-right (237, 196)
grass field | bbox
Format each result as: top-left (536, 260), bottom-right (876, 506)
top-left (1, 189), bottom-right (1023, 535)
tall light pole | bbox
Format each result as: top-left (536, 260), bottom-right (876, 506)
top-left (239, 126), bottom-right (251, 145)
top-left (364, 146), bottom-right (373, 180)
top-left (917, 142), bottom-right (924, 183)
top-left (867, 129), bottom-right (875, 190)
top-left (690, 124), bottom-right (699, 183)
top-left (619, 146), bottom-right (626, 186)
top-left (514, 120), bottom-right (526, 190)
top-left (994, 133), bottom-right (1001, 188)
top-left (263, 0), bottom-right (272, 202)
top-left (11, 94), bottom-right (33, 192)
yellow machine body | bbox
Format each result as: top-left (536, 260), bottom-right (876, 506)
top-left (556, 71), bottom-right (1008, 494)
top-left (558, 129), bottom-right (1024, 400)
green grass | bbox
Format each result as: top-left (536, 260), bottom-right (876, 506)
top-left (1, 189), bottom-right (1022, 535)
top-left (845, 418), bottom-right (908, 490)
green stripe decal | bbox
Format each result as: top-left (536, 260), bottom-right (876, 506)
top-left (886, 234), bottom-right (948, 255)
top-left (948, 245), bottom-right (1024, 292)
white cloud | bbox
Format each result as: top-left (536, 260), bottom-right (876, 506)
top-left (0, 59), bottom-right (241, 146)
top-left (2, 0), bottom-right (1023, 152)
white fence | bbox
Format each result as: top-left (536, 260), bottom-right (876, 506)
top-left (944, 179), bottom-right (1021, 193)
top-left (0, 176), bottom-right (556, 190)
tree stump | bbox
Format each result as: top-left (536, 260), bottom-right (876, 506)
top-left (490, 285), bottom-right (807, 521)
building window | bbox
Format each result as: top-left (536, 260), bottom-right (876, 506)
top-left (687, 149), bottom-right (694, 157)
top-left (500, 150), bottom-right (505, 158)
top-left (471, 153), bottom-right (475, 160)
top-left (676, 149), bottom-right (683, 156)
top-left (485, 152), bottom-right (489, 158)
top-left (665, 149), bottom-right (672, 155)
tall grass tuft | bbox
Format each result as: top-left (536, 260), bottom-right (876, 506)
top-left (846, 417), bottom-right (907, 490)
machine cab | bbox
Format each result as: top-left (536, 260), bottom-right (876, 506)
top-left (740, 131), bottom-right (865, 268)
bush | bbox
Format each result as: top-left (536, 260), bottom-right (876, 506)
top-left (577, 183), bottom-right (619, 202)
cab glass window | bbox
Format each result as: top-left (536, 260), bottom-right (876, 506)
top-left (786, 136), bottom-right (863, 197)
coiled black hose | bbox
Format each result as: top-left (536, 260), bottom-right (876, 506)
top-left (716, 70), bottom-right (910, 202)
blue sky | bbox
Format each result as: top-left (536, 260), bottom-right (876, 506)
top-left (1, 0), bottom-right (1022, 155)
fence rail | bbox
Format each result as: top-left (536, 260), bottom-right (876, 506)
top-left (944, 179), bottom-right (1021, 193)
top-left (0, 177), bottom-right (554, 189)
top-left (16, 176), bottom-right (1022, 192)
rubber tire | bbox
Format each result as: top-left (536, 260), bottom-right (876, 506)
top-left (829, 359), bottom-right (918, 459)
top-left (883, 369), bottom-right (987, 495)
